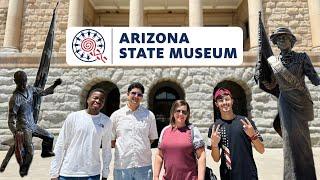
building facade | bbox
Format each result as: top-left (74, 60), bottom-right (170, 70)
top-left (0, 0), bottom-right (319, 149)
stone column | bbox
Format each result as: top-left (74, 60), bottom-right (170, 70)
top-left (129, 0), bottom-right (143, 27)
top-left (1, 0), bottom-right (24, 52)
top-left (67, 0), bottom-right (84, 27)
top-left (189, 0), bottom-right (203, 27)
top-left (308, 0), bottom-right (320, 51)
top-left (248, 0), bottom-right (263, 51)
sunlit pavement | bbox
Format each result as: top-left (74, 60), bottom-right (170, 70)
top-left (0, 148), bottom-right (319, 180)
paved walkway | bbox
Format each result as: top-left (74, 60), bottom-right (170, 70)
top-left (0, 148), bottom-right (319, 179)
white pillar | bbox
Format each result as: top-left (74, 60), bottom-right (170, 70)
top-left (129, 0), bottom-right (144, 27)
top-left (189, 0), bottom-right (203, 27)
top-left (248, 0), bottom-right (263, 51)
top-left (308, 0), bottom-right (320, 51)
top-left (2, 0), bottom-right (24, 52)
top-left (68, 0), bottom-right (84, 27)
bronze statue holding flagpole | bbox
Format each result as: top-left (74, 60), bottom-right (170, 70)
top-left (255, 11), bottom-right (319, 180)
top-left (0, 1), bottom-right (61, 177)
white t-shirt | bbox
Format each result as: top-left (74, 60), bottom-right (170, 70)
top-left (50, 110), bottom-right (112, 178)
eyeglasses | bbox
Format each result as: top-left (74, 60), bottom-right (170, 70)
top-left (130, 91), bottom-right (143, 97)
top-left (175, 109), bottom-right (188, 115)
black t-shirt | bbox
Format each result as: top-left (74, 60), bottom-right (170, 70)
top-left (208, 115), bottom-right (263, 180)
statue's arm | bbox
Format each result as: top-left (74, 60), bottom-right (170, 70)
top-left (303, 53), bottom-right (320, 86)
top-left (36, 78), bottom-right (62, 96)
top-left (260, 56), bottom-right (278, 90)
top-left (261, 75), bottom-right (277, 90)
top-left (8, 96), bottom-right (18, 135)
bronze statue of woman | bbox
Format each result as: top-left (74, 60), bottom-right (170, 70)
top-left (263, 27), bottom-right (319, 180)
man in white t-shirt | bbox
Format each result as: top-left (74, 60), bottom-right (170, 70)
top-left (111, 82), bottom-right (158, 180)
top-left (50, 88), bottom-right (112, 180)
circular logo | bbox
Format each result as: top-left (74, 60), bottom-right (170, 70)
top-left (72, 29), bottom-right (107, 63)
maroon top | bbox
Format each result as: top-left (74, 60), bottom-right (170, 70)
top-left (159, 126), bottom-right (198, 180)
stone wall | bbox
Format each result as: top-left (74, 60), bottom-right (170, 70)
top-left (263, 0), bottom-right (312, 51)
top-left (0, 66), bottom-right (319, 149)
top-left (0, 0), bottom-right (8, 48)
top-left (20, 0), bottom-right (69, 53)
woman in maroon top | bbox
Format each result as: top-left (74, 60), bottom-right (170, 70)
top-left (153, 100), bottom-right (206, 180)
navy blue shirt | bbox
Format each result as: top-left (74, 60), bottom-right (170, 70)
top-left (208, 115), bottom-right (263, 180)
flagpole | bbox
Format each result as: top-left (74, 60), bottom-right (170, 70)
top-left (33, 1), bottom-right (59, 124)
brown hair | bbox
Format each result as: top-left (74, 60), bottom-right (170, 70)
top-left (169, 100), bottom-right (191, 126)
top-left (128, 82), bottom-right (144, 94)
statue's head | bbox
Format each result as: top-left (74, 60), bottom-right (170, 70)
top-left (270, 27), bottom-right (297, 49)
top-left (14, 71), bottom-right (27, 91)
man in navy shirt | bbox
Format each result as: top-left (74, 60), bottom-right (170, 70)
top-left (209, 88), bottom-right (265, 180)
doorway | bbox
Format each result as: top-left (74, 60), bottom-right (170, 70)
top-left (148, 81), bottom-right (185, 147)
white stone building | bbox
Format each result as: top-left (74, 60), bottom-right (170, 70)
top-left (0, 0), bottom-right (319, 149)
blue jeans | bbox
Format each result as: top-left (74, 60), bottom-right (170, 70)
top-left (59, 174), bottom-right (100, 180)
top-left (114, 165), bottom-right (153, 180)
